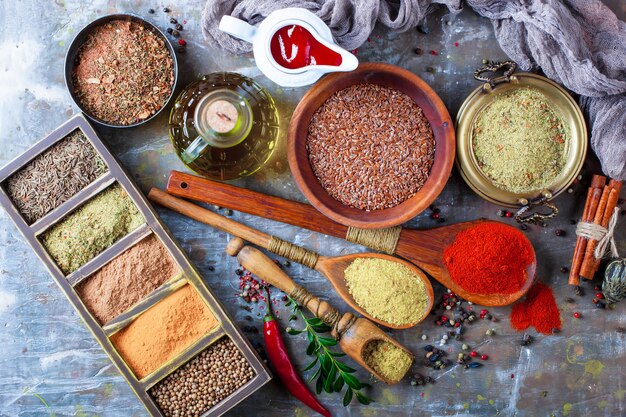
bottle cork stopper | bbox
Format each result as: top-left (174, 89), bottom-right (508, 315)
top-left (205, 100), bottom-right (238, 133)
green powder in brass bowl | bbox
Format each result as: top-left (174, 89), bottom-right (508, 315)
top-left (362, 340), bottom-right (413, 383)
top-left (472, 88), bottom-right (569, 193)
top-left (344, 258), bottom-right (428, 326)
top-left (42, 184), bottom-right (144, 275)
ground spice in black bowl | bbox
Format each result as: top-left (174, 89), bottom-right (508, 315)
top-left (71, 19), bottom-right (175, 126)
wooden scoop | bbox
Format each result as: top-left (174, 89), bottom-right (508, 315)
top-left (226, 237), bottom-right (414, 385)
top-left (148, 188), bottom-right (434, 329)
top-left (164, 170), bottom-right (537, 306)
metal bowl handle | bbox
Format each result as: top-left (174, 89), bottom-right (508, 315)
top-left (474, 61), bottom-right (517, 89)
top-left (514, 196), bottom-right (559, 225)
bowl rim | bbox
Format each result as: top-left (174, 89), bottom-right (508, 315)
top-left (64, 13), bottom-right (179, 129)
top-left (455, 72), bottom-right (588, 208)
top-left (287, 62), bottom-right (456, 229)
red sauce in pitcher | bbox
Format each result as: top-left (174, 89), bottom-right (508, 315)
top-left (270, 24), bottom-right (342, 69)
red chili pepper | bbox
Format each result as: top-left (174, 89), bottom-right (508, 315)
top-left (263, 291), bottom-right (331, 417)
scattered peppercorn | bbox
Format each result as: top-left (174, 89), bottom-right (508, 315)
top-left (520, 224), bottom-right (528, 231)
top-left (570, 219), bottom-right (577, 225)
top-left (573, 312), bottom-right (581, 319)
top-left (574, 286), bottom-right (584, 296)
top-left (166, 27), bottom-right (173, 34)
top-left (163, 7), bottom-right (170, 13)
top-left (481, 59), bottom-right (489, 65)
top-left (470, 351), bottom-right (478, 357)
top-left (171, 29), bottom-right (180, 37)
top-left (208, 265), bottom-right (215, 271)
top-left (414, 48), bottom-right (423, 55)
top-left (596, 292), bottom-right (604, 299)
top-left (555, 229), bottom-right (565, 237)
top-left (560, 266), bottom-right (568, 273)
top-left (497, 209), bottom-right (506, 217)
top-left (175, 23), bottom-right (183, 31)
top-left (480, 354), bottom-right (488, 360)
top-left (521, 334), bottom-right (534, 346)
top-left (505, 211), bottom-right (513, 218)
top-left (426, 66), bottom-right (436, 74)
top-left (596, 301), bottom-right (606, 309)
top-left (148, 8), bottom-right (155, 14)
top-left (170, 17), bottom-right (177, 24)
top-left (225, 209), bottom-right (233, 216)
top-left (431, 212), bottom-right (440, 220)
top-left (417, 24), bottom-right (430, 34)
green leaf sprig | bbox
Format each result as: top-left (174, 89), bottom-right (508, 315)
top-left (285, 296), bottom-right (373, 406)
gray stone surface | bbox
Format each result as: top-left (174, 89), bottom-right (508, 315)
top-left (1, 1), bottom-right (625, 416)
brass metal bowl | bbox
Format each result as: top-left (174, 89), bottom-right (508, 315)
top-left (456, 62), bottom-right (587, 217)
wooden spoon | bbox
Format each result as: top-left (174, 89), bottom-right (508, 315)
top-left (164, 170), bottom-right (537, 306)
top-left (226, 237), bottom-right (414, 385)
top-left (148, 188), bottom-right (434, 329)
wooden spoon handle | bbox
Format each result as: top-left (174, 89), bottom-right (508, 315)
top-left (148, 188), bottom-right (272, 248)
top-left (226, 238), bottom-right (339, 327)
top-left (167, 171), bottom-right (349, 238)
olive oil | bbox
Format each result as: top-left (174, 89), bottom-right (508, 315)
top-left (169, 73), bottom-right (279, 180)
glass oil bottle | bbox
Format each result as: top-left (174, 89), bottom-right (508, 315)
top-left (169, 72), bottom-right (279, 180)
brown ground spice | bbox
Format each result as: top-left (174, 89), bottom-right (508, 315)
top-left (362, 340), bottom-right (413, 383)
top-left (72, 19), bottom-right (174, 125)
top-left (76, 234), bottom-right (180, 325)
top-left (110, 284), bottom-right (218, 379)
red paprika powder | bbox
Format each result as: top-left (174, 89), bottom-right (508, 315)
top-left (443, 222), bottom-right (534, 295)
top-left (510, 282), bottom-right (561, 334)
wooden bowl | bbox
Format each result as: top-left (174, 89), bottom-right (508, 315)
top-left (288, 62), bottom-right (455, 229)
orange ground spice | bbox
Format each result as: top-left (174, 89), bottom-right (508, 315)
top-left (110, 284), bottom-right (218, 379)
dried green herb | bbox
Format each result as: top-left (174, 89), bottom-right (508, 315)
top-left (42, 184), bottom-right (144, 274)
top-left (285, 297), bottom-right (373, 406)
top-left (472, 88), bottom-right (569, 193)
top-left (344, 258), bottom-right (428, 326)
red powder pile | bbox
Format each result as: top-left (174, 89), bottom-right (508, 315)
top-left (443, 222), bottom-right (535, 295)
top-left (510, 282), bottom-right (561, 335)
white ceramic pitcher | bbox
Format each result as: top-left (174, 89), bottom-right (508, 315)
top-left (219, 8), bottom-right (358, 87)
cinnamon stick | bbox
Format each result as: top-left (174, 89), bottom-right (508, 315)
top-left (568, 175), bottom-right (606, 285)
top-left (580, 180), bottom-right (623, 279)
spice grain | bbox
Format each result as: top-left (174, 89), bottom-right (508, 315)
top-left (306, 83), bottom-right (435, 211)
top-left (5, 130), bottom-right (107, 224)
top-left (149, 338), bottom-right (254, 416)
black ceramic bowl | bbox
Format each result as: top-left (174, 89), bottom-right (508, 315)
top-left (64, 14), bottom-right (178, 128)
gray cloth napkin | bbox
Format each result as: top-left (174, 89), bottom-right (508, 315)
top-left (202, 0), bottom-right (626, 181)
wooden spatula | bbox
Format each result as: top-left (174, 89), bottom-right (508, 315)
top-left (164, 171), bottom-right (537, 306)
top-left (148, 188), bottom-right (434, 329)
